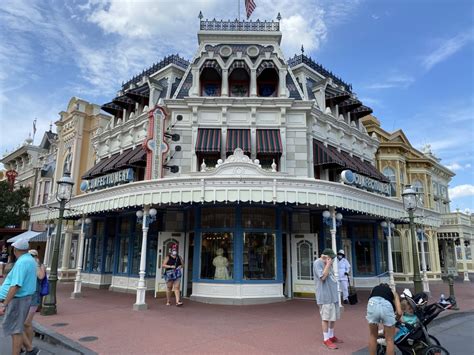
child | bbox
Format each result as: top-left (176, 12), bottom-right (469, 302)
top-left (394, 299), bottom-right (418, 341)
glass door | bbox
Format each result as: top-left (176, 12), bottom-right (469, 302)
top-left (291, 233), bottom-right (318, 297)
top-left (154, 232), bottom-right (184, 297)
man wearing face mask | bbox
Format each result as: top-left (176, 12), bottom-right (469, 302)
top-left (314, 248), bottom-right (342, 350)
top-left (337, 250), bottom-right (351, 305)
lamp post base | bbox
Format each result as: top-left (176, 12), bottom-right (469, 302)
top-left (133, 303), bottom-right (148, 311)
top-left (41, 304), bottom-right (57, 316)
top-left (71, 291), bottom-right (83, 299)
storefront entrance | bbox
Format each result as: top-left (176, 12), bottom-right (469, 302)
top-left (291, 233), bottom-right (318, 297)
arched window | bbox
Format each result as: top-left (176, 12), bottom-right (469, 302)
top-left (200, 60), bottom-right (221, 97)
top-left (383, 167), bottom-right (397, 197)
top-left (63, 149), bottom-right (72, 174)
top-left (296, 240), bottom-right (314, 280)
top-left (229, 62), bottom-right (250, 97)
top-left (412, 180), bottom-right (424, 205)
top-left (257, 61), bottom-right (278, 97)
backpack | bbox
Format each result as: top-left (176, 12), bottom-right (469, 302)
top-left (40, 273), bottom-right (50, 297)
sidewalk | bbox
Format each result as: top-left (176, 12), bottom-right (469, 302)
top-left (31, 281), bottom-right (473, 355)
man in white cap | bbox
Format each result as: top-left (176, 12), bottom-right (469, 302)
top-left (0, 238), bottom-right (38, 355)
top-left (337, 249), bottom-right (351, 304)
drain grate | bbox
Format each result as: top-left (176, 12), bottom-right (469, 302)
top-left (78, 336), bottom-right (98, 342)
top-left (51, 323), bottom-right (69, 327)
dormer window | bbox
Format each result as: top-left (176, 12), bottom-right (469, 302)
top-left (200, 60), bottom-right (221, 97)
top-left (229, 61), bottom-right (250, 97)
top-left (257, 61), bottom-right (278, 97)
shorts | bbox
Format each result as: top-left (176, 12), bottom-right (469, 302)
top-left (319, 302), bottom-right (340, 322)
top-left (1, 296), bottom-right (32, 336)
top-left (366, 296), bottom-right (396, 327)
top-left (166, 279), bottom-right (181, 292)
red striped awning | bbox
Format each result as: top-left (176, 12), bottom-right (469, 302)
top-left (257, 129), bottom-right (282, 154)
top-left (226, 129), bottom-right (251, 153)
top-left (195, 129), bottom-right (221, 153)
top-left (313, 140), bottom-right (345, 167)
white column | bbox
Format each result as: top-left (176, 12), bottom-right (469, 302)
top-left (191, 68), bottom-right (199, 96)
top-left (60, 226), bottom-right (72, 276)
top-left (250, 69), bottom-right (257, 97)
top-left (278, 69), bottom-right (287, 97)
top-left (386, 222), bottom-right (396, 291)
top-left (71, 218), bottom-right (87, 298)
top-left (134, 206), bottom-right (149, 310)
top-left (460, 237), bottom-right (470, 281)
top-left (419, 231), bottom-right (430, 294)
top-left (330, 207), bottom-right (342, 307)
top-left (221, 69), bottom-right (229, 97)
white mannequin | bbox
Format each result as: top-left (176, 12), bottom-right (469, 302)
top-left (213, 248), bottom-right (230, 280)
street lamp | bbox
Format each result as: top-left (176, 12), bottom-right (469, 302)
top-left (41, 172), bottom-right (74, 316)
top-left (381, 220), bottom-right (396, 290)
top-left (402, 186), bottom-right (422, 294)
top-left (323, 209), bottom-right (343, 306)
top-left (416, 227), bottom-right (430, 294)
top-left (133, 207), bottom-right (157, 310)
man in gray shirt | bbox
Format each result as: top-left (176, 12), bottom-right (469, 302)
top-left (314, 248), bottom-right (342, 350)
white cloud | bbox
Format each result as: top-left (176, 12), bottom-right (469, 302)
top-left (445, 162), bottom-right (472, 171)
top-left (449, 184), bottom-right (474, 199)
top-left (421, 31), bottom-right (473, 71)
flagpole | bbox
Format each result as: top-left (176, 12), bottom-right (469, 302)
top-left (238, 0), bottom-right (240, 20)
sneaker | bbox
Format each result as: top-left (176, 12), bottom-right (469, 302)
top-left (377, 338), bottom-right (386, 346)
top-left (323, 339), bottom-right (338, 350)
top-left (343, 299), bottom-right (349, 304)
top-left (329, 336), bottom-right (344, 343)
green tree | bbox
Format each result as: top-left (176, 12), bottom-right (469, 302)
top-left (0, 181), bottom-right (30, 228)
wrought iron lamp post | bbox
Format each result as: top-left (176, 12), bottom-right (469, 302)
top-left (133, 206), bottom-right (157, 310)
top-left (41, 172), bottom-right (74, 316)
top-left (402, 186), bottom-right (422, 294)
top-left (323, 209), bottom-right (343, 306)
top-left (381, 220), bottom-right (396, 290)
top-left (417, 227), bottom-right (430, 294)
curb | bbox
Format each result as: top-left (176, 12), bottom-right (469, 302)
top-left (428, 309), bottom-right (474, 328)
top-left (33, 321), bottom-right (98, 355)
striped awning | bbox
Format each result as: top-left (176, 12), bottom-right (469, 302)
top-left (114, 146), bottom-right (147, 169)
top-left (82, 154), bottom-right (118, 179)
top-left (200, 60), bottom-right (222, 75)
top-left (7, 230), bottom-right (46, 243)
top-left (313, 140), bottom-right (345, 167)
top-left (229, 60), bottom-right (250, 75)
top-left (256, 129), bottom-right (283, 154)
top-left (196, 129), bottom-right (221, 153)
top-left (226, 129), bottom-right (251, 153)
top-left (257, 61), bottom-right (276, 76)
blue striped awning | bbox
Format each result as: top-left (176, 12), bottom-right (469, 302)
top-left (226, 129), bottom-right (251, 153)
top-left (256, 129), bottom-right (282, 154)
top-left (7, 230), bottom-right (47, 243)
top-left (195, 129), bottom-right (221, 153)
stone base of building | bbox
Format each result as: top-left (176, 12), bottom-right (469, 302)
top-left (58, 269), bottom-right (77, 281)
top-left (190, 295), bottom-right (287, 305)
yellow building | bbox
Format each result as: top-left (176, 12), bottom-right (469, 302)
top-left (362, 115), bottom-right (456, 283)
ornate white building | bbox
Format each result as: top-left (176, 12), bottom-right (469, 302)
top-left (30, 17), bottom-right (441, 306)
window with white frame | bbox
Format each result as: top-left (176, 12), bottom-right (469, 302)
top-left (417, 233), bottom-right (430, 271)
top-left (412, 180), bottom-right (424, 206)
top-left (383, 167), bottom-right (397, 197)
top-left (391, 231), bottom-right (403, 273)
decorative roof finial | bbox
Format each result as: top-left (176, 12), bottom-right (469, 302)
top-left (301, 44), bottom-right (304, 54)
top-left (49, 122), bottom-right (53, 132)
top-left (276, 12), bottom-right (282, 21)
top-left (198, 11), bottom-right (203, 20)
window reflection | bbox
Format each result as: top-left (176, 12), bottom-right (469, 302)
top-left (243, 232), bottom-right (276, 280)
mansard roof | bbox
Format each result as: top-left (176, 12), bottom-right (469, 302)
top-left (288, 54), bottom-right (352, 92)
top-left (122, 54), bottom-right (189, 89)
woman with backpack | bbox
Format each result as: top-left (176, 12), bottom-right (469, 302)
top-left (23, 249), bottom-right (46, 349)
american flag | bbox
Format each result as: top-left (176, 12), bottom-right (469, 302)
top-left (245, 0), bottom-right (256, 19)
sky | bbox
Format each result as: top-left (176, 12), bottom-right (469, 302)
top-left (0, 0), bottom-right (473, 212)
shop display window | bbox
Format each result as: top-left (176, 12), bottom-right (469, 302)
top-left (131, 225), bottom-right (142, 275)
top-left (117, 217), bottom-right (130, 274)
top-left (242, 207), bottom-right (276, 229)
top-left (200, 232), bottom-right (233, 280)
top-left (92, 221), bottom-right (105, 272)
top-left (104, 218), bottom-right (116, 273)
top-left (243, 232), bottom-right (276, 280)
top-left (354, 240), bottom-right (375, 275)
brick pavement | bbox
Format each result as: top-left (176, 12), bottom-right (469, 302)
top-left (33, 281), bottom-right (473, 355)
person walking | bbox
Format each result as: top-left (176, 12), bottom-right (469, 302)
top-left (162, 244), bottom-right (184, 306)
top-left (0, 239), bottom-right (39, 355)
top-left (337, 249), bottom-right (351, 304)
top-left (314, 248), bottom-right (343, 350)
top-left (22, 250), bottom-right (46, 352)
top-left (366, 283), bottom-right (402, 355)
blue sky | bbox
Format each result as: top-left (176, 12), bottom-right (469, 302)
top-left (0, 0), bottom-right (473, 211)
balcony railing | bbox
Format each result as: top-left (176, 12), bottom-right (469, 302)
top-left (200, 19), bottom-right (280, 32)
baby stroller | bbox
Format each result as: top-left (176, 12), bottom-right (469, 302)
top-left (377, 290), bottom-right (451, 355)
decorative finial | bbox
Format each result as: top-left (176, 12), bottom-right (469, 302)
top-left (301, 44), bottom-right (304, 54)
top-left (200, 159), bottom-right (207, 172)
top-left (49, 122), bottom-right (53, 132)
top-left (277, 12), bottom-right (282, 21)
top-left (271, 159), bottom-right (277, 173)
top-left (198, 11), bottom-right (203, 20)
